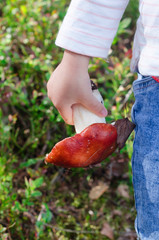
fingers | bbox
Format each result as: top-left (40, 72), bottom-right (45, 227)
top-left (81, 94), bottom-right (108, 118)
top-left (48, 91), bottom-right (107, 125)
top-left (56, 104), bottom-right (74, 125)
top-left (47, 89), bottom-right (74, 125)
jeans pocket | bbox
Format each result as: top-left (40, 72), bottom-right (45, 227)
top-left (133, 73), bottom-right (152, 87)
top-left (133, 74), bottom-right (157, 94)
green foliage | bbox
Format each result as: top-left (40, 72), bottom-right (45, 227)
top-left (113, 18), bottom-right (132, 45)
top-left (0, 0), bottom-right (138, 239)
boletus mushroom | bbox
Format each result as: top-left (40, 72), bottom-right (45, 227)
top-left (45, 81), bottom-right (135, 168)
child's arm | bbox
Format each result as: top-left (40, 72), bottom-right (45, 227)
top-left (47, 50), bottom-right (107, 125)
top-left (48, 0), bottom-right (130, 125)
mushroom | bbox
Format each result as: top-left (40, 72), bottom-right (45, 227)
top-left (45, 123), bottom-right (117, 168)
top-left (73, 81), bottom-right (106, 133)
top-left (45, 81), bottom-right (135, 168)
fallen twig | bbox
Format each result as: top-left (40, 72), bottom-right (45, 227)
top-left (119, 87), bottom-right (133, 110)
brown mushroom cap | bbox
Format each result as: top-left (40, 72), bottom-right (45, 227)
top-left (45, 123), bottom-right (117, 168)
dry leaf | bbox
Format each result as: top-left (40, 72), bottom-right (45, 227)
top-left (101, 222), bottom-right (114, 240)
top-left (112, 209), bottom-right (122, 217)
top-left (114, 118), bottom-right (135, 150)
top-left (117, 184), bottom-right (130, 199)
top-left (89, 181), bottom-right (109, 200)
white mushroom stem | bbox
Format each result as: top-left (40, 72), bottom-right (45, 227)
top-left (73, 88), bottom-right (106, 133)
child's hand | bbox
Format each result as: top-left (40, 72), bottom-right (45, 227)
top-left (47, 50), bottom-right (107, 125)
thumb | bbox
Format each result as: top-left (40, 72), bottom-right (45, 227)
top-left (81, 94), bottom-right (108, 118)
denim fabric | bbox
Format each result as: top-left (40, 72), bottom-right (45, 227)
top-left (131, 74), bottom-right (159, 240)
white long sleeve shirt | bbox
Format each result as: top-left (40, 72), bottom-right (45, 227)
top-left (55, 0), bottom-right (159, 77)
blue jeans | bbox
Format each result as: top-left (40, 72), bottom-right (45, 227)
top-left (131, 74), bottom-right (159, 239)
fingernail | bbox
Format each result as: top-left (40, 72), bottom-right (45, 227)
top-left (101, 108), bottom-right (107, 117)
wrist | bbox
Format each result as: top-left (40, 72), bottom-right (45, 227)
top-left (62, 50), bottom-right (90, 71)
